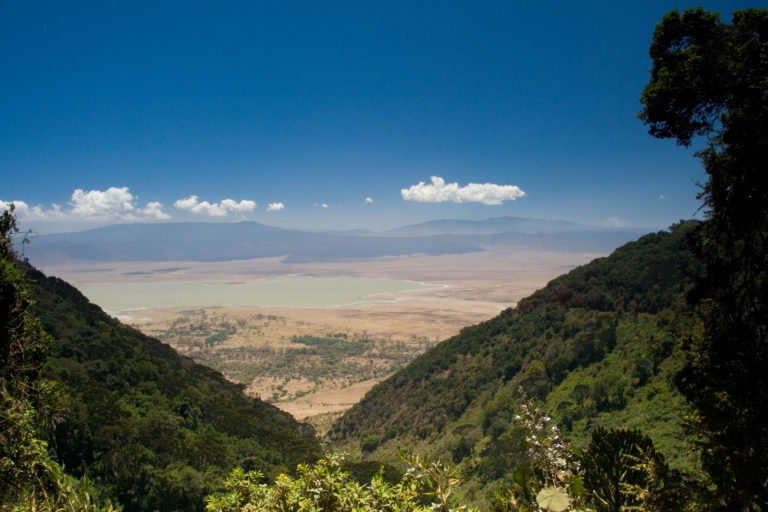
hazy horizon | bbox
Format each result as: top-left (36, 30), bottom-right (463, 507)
top-left (15, 212), bottom-right (657, 237)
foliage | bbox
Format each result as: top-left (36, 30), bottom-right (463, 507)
top-left (329, 223), bottom-right (702, 487)
top-left (0, 213), bottom-right (51, 410)
top-left (619, 446), bottom-right (700, 512)
top-left (535, 487), bottom-right (571, 512)
top-left (581, 428), bottom-right (696, 512)
top-left (490, 397), bottom-right (588, 512)
top-left (0, 389), bottom-right (52, 505)
top-left (0, 204), bottom-right (18, 258)
top-left (207, 454), bottom-right (477, 512)
top-left (15, 260), bottom-right (322, 511)
top-left (361, 432), bottom-right (380, 452)
top-left (1, 204), bottom-right (114, 511)
top-left (0, 204), bottom-right (32, 260)
top-left (543, 313), bottom-right (697, 469)
top-left (639, 7), bottom-right (768, 509)
top-left (491, 407), bottom-right (695, 512)
top-left (1, 205), bottom-right (54, 505)
top-left (581, 428), bottom-right (657, 512)
top-left (9, 464), bottom-right (117, 512)
top-left (1, 204), bottom-right (323, 510)
top-left (400, 451), bottom-right (463, 512)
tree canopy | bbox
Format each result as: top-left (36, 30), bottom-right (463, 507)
top-left (0, 205), bottom-right (53, 503)
top-left (639, 7), bottom-right (768, 510)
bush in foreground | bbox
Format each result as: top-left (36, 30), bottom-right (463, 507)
top-left (207, 453), bottom-right (476, 512)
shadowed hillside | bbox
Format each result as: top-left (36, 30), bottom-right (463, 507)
top-left (19, 262), bottom-right (321, 512)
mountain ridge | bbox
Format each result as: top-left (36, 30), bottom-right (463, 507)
top-left (384, 216), bottom-right (633, 236)
top-left (24, 217), bottom-right (646, 265)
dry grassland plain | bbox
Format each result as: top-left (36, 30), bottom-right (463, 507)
top-left (41, 248), bottom-right (601, 432)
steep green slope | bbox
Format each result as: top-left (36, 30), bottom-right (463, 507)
top-left (329, 222), bottom-right (701, 487)
top-left (19, 263), bottom-right (321, 512)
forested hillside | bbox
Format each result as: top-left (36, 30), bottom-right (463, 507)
top-left (329, 221), bottom-right (702, 496)
top-left (19, 262), bottom-right (321, 512)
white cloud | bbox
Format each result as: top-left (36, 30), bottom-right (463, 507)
top-left (2, 188), bottom-right (169, 224)
top-left (174, 195), bottom-right (200, 210)
top-left (188, 200), bottom-right (228, 216)
top-left (174, 195), bottom-right (257, 217)
top-left (0, 200), bottom-right (62, 221)
top-left (266, 202), bottom-right (285, 212)
top-left (401, 176), bottom-right (525, 205)
top-left (0, 200), bottom-right (23, 214)
top-left (221, 198), bottom-right (257, 212)
top-left (605, 217), bottom-right (625, 228)
top-left (365, 197), bottom-right (374, 204)
top-left (70, 187), bottom-right (135, 218)
top-left (139, 201), bottom-right (171, 220)
top-left (321, 203), bottom-right (328, 209)
top-left (659, 194), bottom-right (665, 199)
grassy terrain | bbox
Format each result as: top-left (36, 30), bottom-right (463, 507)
top-left (143, 308), bottom-right (435, 403)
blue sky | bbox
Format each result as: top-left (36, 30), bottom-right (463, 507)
top-left (0, 1), bottom-right (746, 233)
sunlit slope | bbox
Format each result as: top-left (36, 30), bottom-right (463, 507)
top-left (328, 222), bottom-right (701, 471)
top-left (20, 262), bottom-right (322, 512)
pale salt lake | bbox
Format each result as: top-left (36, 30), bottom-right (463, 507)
top-left (79, 278), bottom-right (440, 312)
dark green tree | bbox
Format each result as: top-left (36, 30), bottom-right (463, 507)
top-left (639, 7), bottom-right (768, 510)
top-left (581, 428), bottom-right (655, 512)
top-left (582, 428), bottom-right (687, 512)
top-left (0, 205), bottom-right (54, 503)
top-left (0, 205), bottom-right (55, 508)
top-left (0, 206), bottom-right (50, 408)
top-left (1, 206), bottom-right (116, 511)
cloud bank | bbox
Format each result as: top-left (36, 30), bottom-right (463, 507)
top-left (0, 200), bottom-right (63, 221)
top-left (266, 202), bottom-right (285, 212)
top-left (174, 195), bottom-right (257, 217)
top-left (401, 176), bottom-right (525, 205)
top-left (1, 187), bottom-right (170, 223)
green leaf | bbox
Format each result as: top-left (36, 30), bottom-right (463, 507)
top-left (569, 476), bottom-right (585, 495)
top-left (512, 463), bottom-right (532, 487)
top-left (536, 486), bottom-right (570, 512)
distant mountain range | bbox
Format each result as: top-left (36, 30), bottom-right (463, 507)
top-left (25, 217), bottom-right (647, 264)
top-left (385, 216), bottom-right (597, 235)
